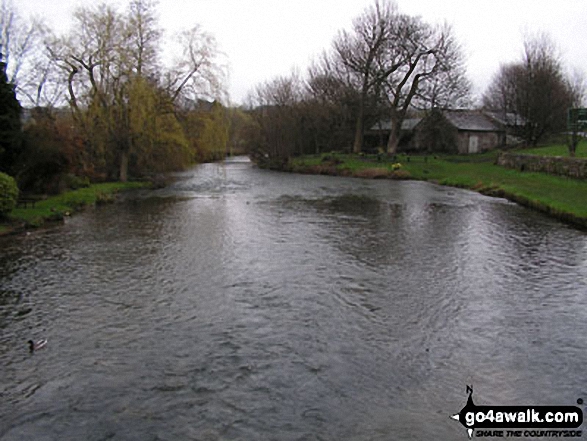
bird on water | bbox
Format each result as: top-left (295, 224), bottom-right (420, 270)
top-left (28, 339), bottom-right (47, 352)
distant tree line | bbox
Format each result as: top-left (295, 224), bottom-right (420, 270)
top-left (246, 1), bottom-right (586, 165)
top-left (0, 0), bottom-right (246, 194)
top-left (1, 0), bottom-right (585, 190)
top-left (245, 0), bottom-right (471, 166)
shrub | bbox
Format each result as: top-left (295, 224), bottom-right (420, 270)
top-left (64, 174), bottom-right (91, 190)
top-left (95, 191), bottom-right (115, 205)
top-left (0, 172), bottom-right (19, 217)
top-left (321, 153), bottom-right (342, 166)
top-left (353, 168), bottom-right (391, 179)
top-left (390, 169), bottom-right (412, 180)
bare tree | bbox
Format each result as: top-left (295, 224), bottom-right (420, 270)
top-left (520, 34), bottom-right (571, 146)
top-left (482, 62), bottom-right (521, 113)
top-left (164, 25), bottom-right (228, 106)
top-left (306, 52), bottom-right (361, 153)
top-left (380, 19), bottom-right (469, 154)
top-left (330, 0), bottom-right (470, 154)
top-left (332, 0), bottom-right (397, 153)
top-left (247, 72), bottom-right (306, 164)
top-left (411, 30), bottom-right (471, 111)
top-left (126, 0), bottom-right (161, 78)
top-left (483, 33), bottom-right (573, 147)
top-left (19, 44), bottom-right (65, 107)
top-left (0, 0), bottom-right (63, 107)
top-left (0, 0), bottom-right (34, 84)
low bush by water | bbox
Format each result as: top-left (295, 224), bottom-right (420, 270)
top-left (1, 182), bottom-right (148, 233)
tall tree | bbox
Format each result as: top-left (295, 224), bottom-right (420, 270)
top-left (128, 77), bottom-right (191, 173)
top-left (126, 0), bottom-right (161, 78)
top-left (0, 51), bottom-right (21, 174)
top-left (330, 0), bottom-right (470, 154)
top-left (483, 34), bottom-right (573, 146)
top-left (332, 0), bottom-right (396, 153)
top-left (0, 1), bottom-right (38, 86)
top-left (0, 0), bottom-right (62, 107)
top-left (247, 73), bottom-right (306, 164)
top-left (381, 19), bottom-right (468, 155)
top-left (55, 3), bottom-right (129, 179)
top-left (48, 1), bottom-right (226, 181)
top-left (226, 107), bottom-right (258, 156)
top-left (482, 62), bottom-right (521, 116)
top-left (519, 34), bottom-right (571, 146)
top-left (306, 52), bottom-right (361, 153)
top-left (164, 25), bottom-right (227, 106)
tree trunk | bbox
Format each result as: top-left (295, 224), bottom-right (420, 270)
top-left (569, 131), bottom-right (578, 157)
top-left (353, 100), bottom-right (365, 154)
top-left (119, 150), bottom-right (129, 182)
top-left (386, 110), bottom-right (400, 155)
top-left (386, 127), bottom-right (399, 156)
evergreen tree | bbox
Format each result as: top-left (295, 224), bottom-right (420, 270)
top-left (0, 52), bottom-right (22, 175)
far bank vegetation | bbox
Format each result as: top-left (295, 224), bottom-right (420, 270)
top-left (244, 1), bottom-right (585, 167)
top-left (0, 0), bottom-right (253, 197)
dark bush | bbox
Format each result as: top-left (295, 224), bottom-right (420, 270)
top-left (0, 172), bottom-right (18, 217)
top-left (64, 174), bottom-right (91, 190)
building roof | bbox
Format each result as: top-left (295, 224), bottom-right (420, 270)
top-left (443, 110), bottom-right (501, 132)
top-left (369, 118), bottom-right (422, 132)
top-left (484, 111), bottom-right (526, 127)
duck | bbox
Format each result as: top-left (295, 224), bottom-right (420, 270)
top-left (16, 307), bottom-right (33, 317)
top-left (28, 339), bottom-right (47, 352)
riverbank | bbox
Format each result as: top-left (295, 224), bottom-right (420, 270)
top-left (0, 182), bottom-right (149, 236)
top-left (289, 152), bottom-right (587, 229)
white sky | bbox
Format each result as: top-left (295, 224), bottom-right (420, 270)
top-left (16, 0), bottom-right (587, 105)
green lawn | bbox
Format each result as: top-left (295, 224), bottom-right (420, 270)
top-left (3, 181), bottom-right (148, 231)
top-left (516, 140), bottom-right (587, 158)
top-left (291, 151), bottom-right (587, 225)
top-left (404, 158), bottom-right (587, 218)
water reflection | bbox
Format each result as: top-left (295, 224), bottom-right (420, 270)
top-left (1, 159), bottom-right (587, 440)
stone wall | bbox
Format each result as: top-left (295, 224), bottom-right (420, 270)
top-left (497, 153), bottom-right (587, 179)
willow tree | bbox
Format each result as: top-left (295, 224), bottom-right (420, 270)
top-left (48, 0), bottom-right (226, 181)
top-left (192, 102), bottom-right (229, 162)
top-left (49, 3), bottom-right (134, 180)
top-left (128, 77), bottom-right (191, 173)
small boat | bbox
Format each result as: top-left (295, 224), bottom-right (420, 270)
top-left (28, 339), bottom-right (47, 352)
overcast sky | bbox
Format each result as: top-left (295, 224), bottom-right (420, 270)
top-left (16, 0), bottom-right (587, 105)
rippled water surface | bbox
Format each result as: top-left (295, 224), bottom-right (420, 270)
top-left (1, 157), bottom-right (587, 440)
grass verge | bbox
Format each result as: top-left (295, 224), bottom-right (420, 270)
top-left (517, 140), bottom-right (587, 158)
top-left (1, 182), bottom-right (148, 235)
top-left (290, 152), bottom-right (587, 228)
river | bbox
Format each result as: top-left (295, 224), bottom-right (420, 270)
top-left (1, 157), bottom-right (587, 440)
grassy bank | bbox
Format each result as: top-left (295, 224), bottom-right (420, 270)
top-left (1, 182), bottom-right (148, 235)
top-left (520, 139), bottom-right (587, 157)
top-left (290, 152), bottom-right (587, 228)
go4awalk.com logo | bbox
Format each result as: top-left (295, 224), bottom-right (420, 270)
top-left (451, 386), bottom-right (584, 439)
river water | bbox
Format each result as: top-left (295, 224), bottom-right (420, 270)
top-left (1, 157), bottom-right (587, 440)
